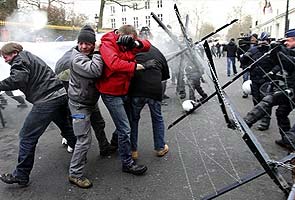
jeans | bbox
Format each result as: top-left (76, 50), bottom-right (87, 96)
top-left (226, 57), bottom-right (237, 76)
top-left (13, 95), bottom-right (76, 180)
top-left (130, 97), bottom-right (165, 151)
top-left (101, 94), bottom-right (133, 167)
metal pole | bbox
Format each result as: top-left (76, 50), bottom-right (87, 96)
top-left (285, 0), bottom-right (289, 33)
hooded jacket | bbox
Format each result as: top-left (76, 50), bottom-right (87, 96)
top-left (68, 47), bottom-right (104, 106)
top-left (96, 30), bottom-right (151, 96)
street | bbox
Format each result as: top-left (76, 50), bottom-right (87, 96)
top-left (0, 56), bottom-right (293, 200)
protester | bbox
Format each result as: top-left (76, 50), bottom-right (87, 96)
top-left (96, 25), bottom-right (151, 175)
top-left (225, 38), bottom-right (238, 77)
top-left (0, 42), bottom-right (76, 186)
top-left (129, 45), bottom-right (170, 160)
top-left (66, 25), bottom-right (115, 188)
top-left (55, 36), bottom-right (114, 157)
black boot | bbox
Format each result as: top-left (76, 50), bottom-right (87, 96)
top-left (257, 118), bottom-right (270, 131)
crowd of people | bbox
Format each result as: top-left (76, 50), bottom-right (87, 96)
top-left (0, 23), bottom-right (295, 191)
top-left (0, 24), bottom-right (170, 189)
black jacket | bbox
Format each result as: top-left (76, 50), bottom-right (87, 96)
top-left (129, 45), bottom-right (170, 101)
top-left (226, 41), bottom-right (237, 57)
top-left (0, 50), bottom-right (64, 104)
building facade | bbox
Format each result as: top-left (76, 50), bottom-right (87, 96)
top-left (102, 0), bottom-right (181, 32)
top-left (251, 0), bottom-right (295, 39)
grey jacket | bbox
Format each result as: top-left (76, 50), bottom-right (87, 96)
top-left (0, 50), bottom-right (65, 104)
top-left (68, 47), bottom-right (104, 105)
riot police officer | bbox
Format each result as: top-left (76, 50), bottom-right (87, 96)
top-left (243, 28), bottom-right (295, 150)
top-left (240, 32), bottom-right (279, 131)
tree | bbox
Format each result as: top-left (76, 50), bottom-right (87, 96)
top-left (98, 0), bottom-right (146, 29)
top-left (0, 0), bottom-right (18, 20)
top-left (226, 15), bottom-right (252, 40)
top-left (199, 22), bottom-right (215, 39)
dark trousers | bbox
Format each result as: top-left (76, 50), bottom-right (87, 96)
top-left (13, 95), bottom-right (76, 180)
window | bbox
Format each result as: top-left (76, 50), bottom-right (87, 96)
top-left (122, 17), bottom-right (127, 25)
top-left (157, 14), bottom-right (163, 21)
top-left (111, 19), bottom-right (116, 28)
top-left (122, 5), bottom-right (126, 12)
top-left (157, 0), bottom-right (162, 8)
top-left (145, 16), bottom-right (150, 27)
top-left (133, 17), bottom-right (139, 28)
top-left (145, 0), bottom-right (150, 9)
top-left (111, 6), bottom-right (115, 14)
top-left (133, 3), bottom-right (138, 10)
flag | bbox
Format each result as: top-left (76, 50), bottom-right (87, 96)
top-left (263, 0), bottom-right (273, 14)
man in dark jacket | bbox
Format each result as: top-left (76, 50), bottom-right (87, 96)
top-left (244, 29), bottom-right (295, 150)
top-left (240, 32), bottom-right (279, 131)
top-left (0, 42), bottom-right (76, 186)
top-left (129, 45), bottom-right (170, 160)
top-left (226, 38), bottom-right (238, 77)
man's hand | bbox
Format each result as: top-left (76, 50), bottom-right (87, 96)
top-left (141, 59), bottom-right (159, 70)
top-left (117, 35), bottom-right (135, 49)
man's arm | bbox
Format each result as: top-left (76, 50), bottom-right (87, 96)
top-left (0, 64), bottom-right (29, 91)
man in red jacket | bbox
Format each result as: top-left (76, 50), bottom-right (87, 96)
top-left (96, 25), bottom-right (152, 175)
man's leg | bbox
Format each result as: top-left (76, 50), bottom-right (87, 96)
top-left (130, 97), bottom-right (146, 152)
top-left (101, 94), bottom-right (147, 175)
top-left (147, 99), bottom-right (168, 157)
top-left (6, 103), bottom-right (54, 184)
top-left (53, 96), bottom-right (76, 149)
top-left (231, 57), bottom-right (237, 75)
top-left (226, 57), bottom-right (231, 76)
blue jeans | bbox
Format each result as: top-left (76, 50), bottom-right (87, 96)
top-left (13, 95), bottom-right (76, 180)
top-left (227, 57), bottom-right (237, 76)
top-left (101, 94), bottom-right (133, 167)
top-left (130, 97), bottom-right (165, 151)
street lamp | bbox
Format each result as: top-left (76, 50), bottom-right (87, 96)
top-left (94, 14), bottom-right (99, 33)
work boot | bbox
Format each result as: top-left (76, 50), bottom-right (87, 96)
top-left (100, 144), bottom-right (117, 157)
top-left (122, 163), bottom-right (147, 175)
top-left (0, 173), bottom-right (29, 186)
top-left (275, 139), bottom-right (294, 151)
top-left (69, 176), bottom-right (92, 188)
top-left (257, 116), bottom-right (270, 131)
top-left (156, 144), bottom-right (169, 157)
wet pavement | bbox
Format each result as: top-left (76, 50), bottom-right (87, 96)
top-left (0, 57), bottom-right (293, 200)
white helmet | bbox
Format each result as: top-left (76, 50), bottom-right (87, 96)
top-left (242, 80), bottom-right (252, 95)
top-left (182, 100), bottom-right (196, 112)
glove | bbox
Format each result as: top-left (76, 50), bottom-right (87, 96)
top-left (117, 35), bottom-right (135, 49)
top-left (141, 59), bottom-right (159, 70)
top-left (270, 45), bottom-right (281, 57)
top-left (262, 71), bottom-right (275, 79)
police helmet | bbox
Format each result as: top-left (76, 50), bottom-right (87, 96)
top-left (259, 32), bottom-right (270, 41)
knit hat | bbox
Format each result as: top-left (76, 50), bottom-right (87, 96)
top-left (285, 29), bottom-right (295, 38)
top-left (77, 25), bottom-right (96, 44)
top-left (0, 42), bottom-right (23, 55)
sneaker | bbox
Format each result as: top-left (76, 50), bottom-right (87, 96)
top-left (156, 144), bottom-right (169, 157)
top-left (275, 139), bottom-right (294, 151)
top-left (69, 176), bottom-right (92, 188)
top-left (67, 146), bottom-right (73, 153)
top-left (62, 138), bottom-right (67, 146)
top-left (132, 151), bottom-right (139, 160)
top-left (122, 163), bottom-right (147, 175)
top-left (0, 173), bottom-right (29, 186)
